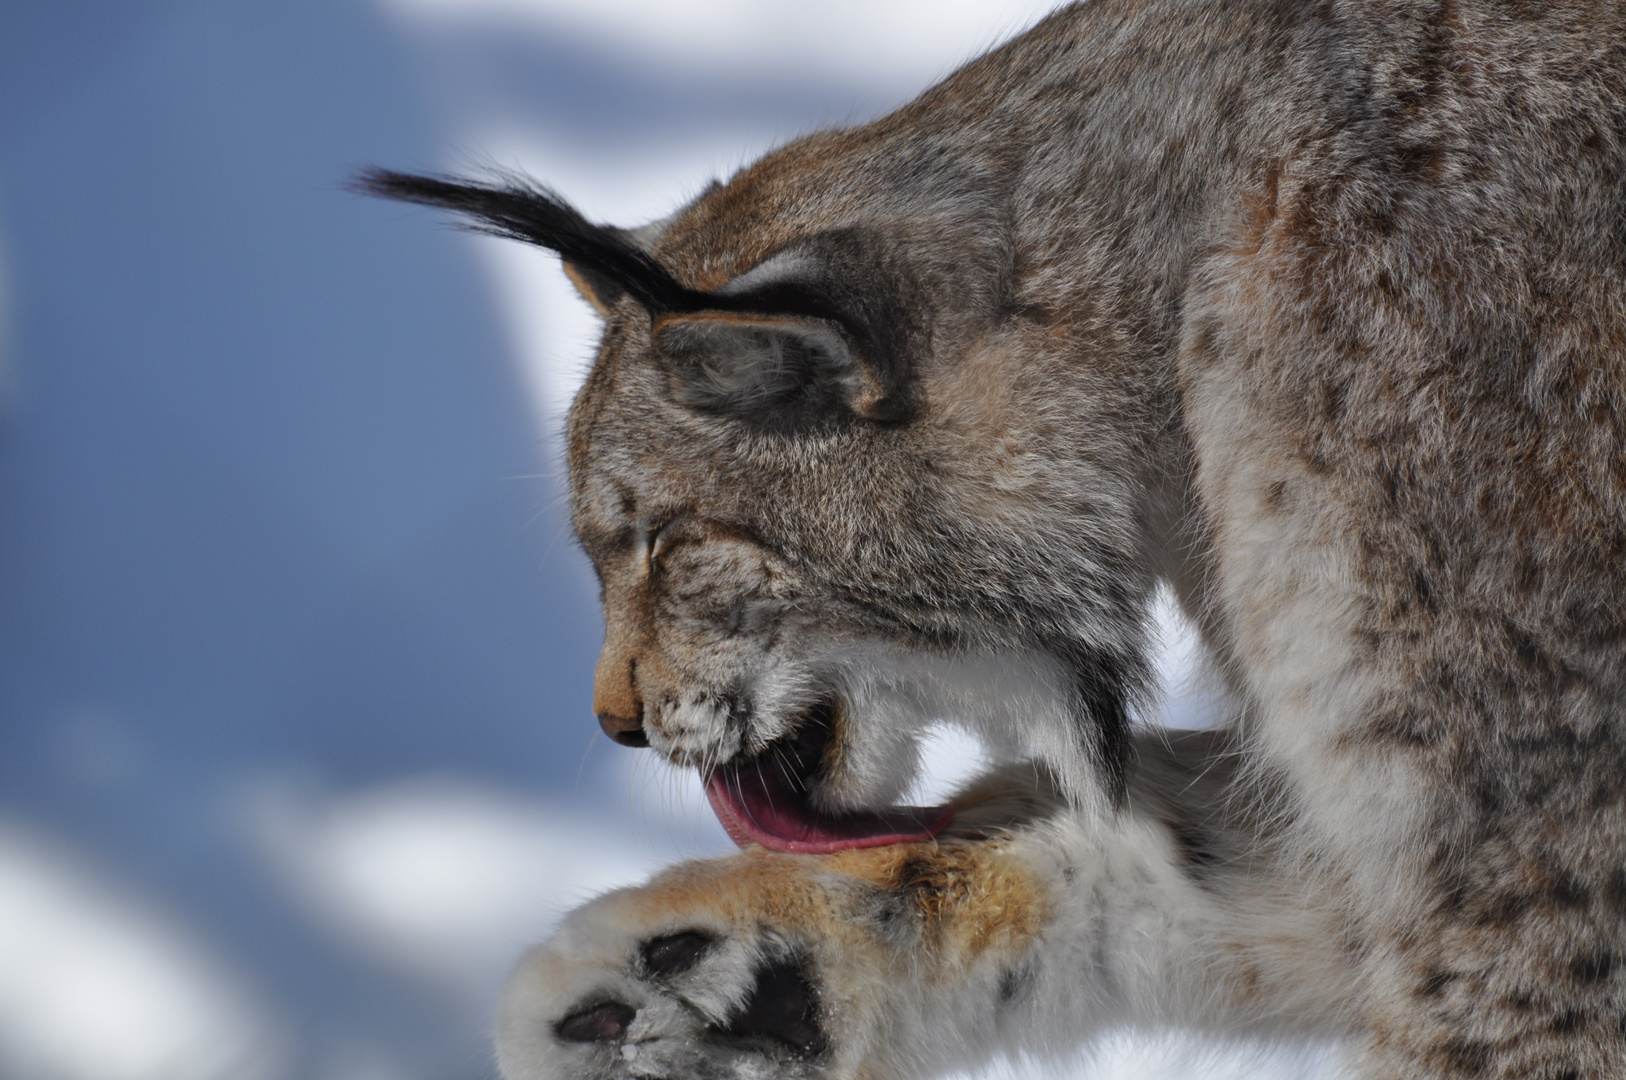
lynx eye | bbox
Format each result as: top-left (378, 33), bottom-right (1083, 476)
top-left (648, 519), bottom-right (685, 573)
top-left (631, 526), bottom-right (653, 575)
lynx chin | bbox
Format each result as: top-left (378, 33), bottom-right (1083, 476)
top-left (359, 2), bottom-right (1626, 1077)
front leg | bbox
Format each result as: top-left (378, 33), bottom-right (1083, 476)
top-left (498, 736), bottom-right (1354, 1080)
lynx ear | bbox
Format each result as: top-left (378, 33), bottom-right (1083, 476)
top-left (654, 311), bottom-right (897, 426)
top-left (654, 242), bottom-right (911, 428)
top-left (560, 261), bottom-right (627, 316)
top-left (353, 169), bottom-right (911, 424)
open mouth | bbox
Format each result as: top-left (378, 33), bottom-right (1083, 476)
top-left (703, 703), bottom-right (954, 854)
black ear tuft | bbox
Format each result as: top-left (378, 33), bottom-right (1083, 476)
top-left (357, 171), bottom-right (918, 426)
top-left (351, 167), bottom-right (701, 314)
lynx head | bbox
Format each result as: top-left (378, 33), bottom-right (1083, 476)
top-left (357, 144), bottom-right (1170, 850)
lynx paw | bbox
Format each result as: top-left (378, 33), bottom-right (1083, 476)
top-left (496, 886), bottom-right (833, 1080)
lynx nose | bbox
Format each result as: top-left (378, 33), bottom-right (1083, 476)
top-left (594, 643), bottom-right (648, 746)
top-left (597, 711), bottom-right (649, 747)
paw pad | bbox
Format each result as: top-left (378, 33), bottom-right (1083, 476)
top-left (640, 931), bottom-right (714, 978)
top-left (714, 956), bottom-right (827, 1057)
top-left (557, 1001), bottom-right (637, 1043)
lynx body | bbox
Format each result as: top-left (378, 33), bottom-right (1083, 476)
top-left (365, 2), bottom-right (1626, 1077)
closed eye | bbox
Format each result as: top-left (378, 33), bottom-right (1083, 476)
top-left (648, 518), bottom-right (686, 573)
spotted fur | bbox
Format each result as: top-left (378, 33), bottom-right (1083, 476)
top-left (366, 1), bottom-right (1626, 1077)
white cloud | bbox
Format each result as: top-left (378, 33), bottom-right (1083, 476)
top-left (246, 756), bottom-right (730, 1001)
top-left (1147, 584), bottom-right (1225, 729)
top-left (954, 1035), bottom-right (1344, 1080)
top-left (906, 722), bottom-right (993, 806)
top-left (377, 0), bottom-right (1067, 87)
top-left (0, 823), bottom-right (282, 1080)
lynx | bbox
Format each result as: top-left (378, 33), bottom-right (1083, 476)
top-left (360, 1), bottom-right (1626, 1077)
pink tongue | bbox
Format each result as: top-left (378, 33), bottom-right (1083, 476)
top-left (705, 761), bottom-right (953, 854)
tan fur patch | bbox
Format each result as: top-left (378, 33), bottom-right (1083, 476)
top-left (629, 841), bottom-right (1047, 974)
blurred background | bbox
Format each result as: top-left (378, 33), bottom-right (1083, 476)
top-left (0, 3), bottom-right (1331, 1079)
